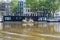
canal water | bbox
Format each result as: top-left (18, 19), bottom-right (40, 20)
top-left (0, 22), bottom-right (60, 40)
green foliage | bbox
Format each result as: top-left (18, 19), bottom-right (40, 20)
top-left (26, 0), bottom-right (39, 10)
top-left (26, 0), bottom-right (60, 12)
top-left (10, 0), bottom-right (19, 14)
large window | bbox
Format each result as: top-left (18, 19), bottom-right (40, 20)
top-left (5, 17), bottom-right (11, 20)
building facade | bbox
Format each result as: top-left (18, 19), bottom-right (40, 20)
top-left (0, 3), bottom-right (6, 16)
top-left (18, 1), bottom-right (23, 16)
top-left (5, 2), bottom-right (11, 15)
top-left (0, 2), bottom-right (6, 21)
top-left (4, 0), bottom-right (11, 16)
top-left (18, 0), bottom-right (26, 16)
top-left (54, 10), bottom-right (60, 18)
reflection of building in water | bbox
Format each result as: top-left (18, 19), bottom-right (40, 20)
top-left (0, 38), bottom-right (3, 40)
top-left (3, 23), bottom-right (11, 31)
top-left (38, 23), bottom-right (48, 27)
top-left (4, 23), bottom-right (11, 28)
top-left (0, 23), bottom-right (3, 30)
top-left (54, 23), bottom-right (60, 32)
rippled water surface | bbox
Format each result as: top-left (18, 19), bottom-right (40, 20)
top-left (0, 22), bottom-right (60, 40)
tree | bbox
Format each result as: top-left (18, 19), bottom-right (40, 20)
top-left (26, 0), bottom-right (60, 17)
top-left (26, 0), bottom-right (39, 12)
top-left (10, 0), bottom-right (19, 14)
top-left (47, 0), bottom-right (60, 17)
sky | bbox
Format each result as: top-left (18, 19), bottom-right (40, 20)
top-left (0, 0), bottom-right (25, 2)
top-left (0, 0), bottom-right (11, 2)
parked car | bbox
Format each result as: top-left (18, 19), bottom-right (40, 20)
top-left (47, 18), bottom-right (59, 22)
top-left (38, 17), bottom-right (47, 21)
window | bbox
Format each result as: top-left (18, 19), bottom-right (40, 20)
top-left (5, 17), bottom-right (11, 20)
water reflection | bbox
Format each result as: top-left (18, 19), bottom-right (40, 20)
top-left (0, 38), bottom-right (3, 40)
top-left (2, 22), bottom-right (60, 34)
top-left (38, 22), bottom-right (60, 34)
top-left (54, 23), bottom-right (60, 32)
top-left (0, 22), bottom-right (60, 40)
top-left (38, 22), bottom-right (48, 27)
top-left (4, 23), bottom-right (11, 28)
top-left (22, 23), bottom-right (34, 27)
top-left (0, 23), bottom-right (3, 30)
